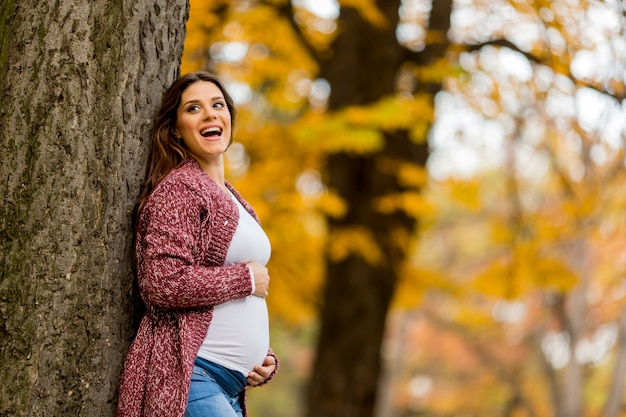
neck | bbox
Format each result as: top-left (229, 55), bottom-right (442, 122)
top-left (194, 156), bottom-right (227, 190)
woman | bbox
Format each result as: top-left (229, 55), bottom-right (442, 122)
top-left (117, 72), bottom-right (278, 417)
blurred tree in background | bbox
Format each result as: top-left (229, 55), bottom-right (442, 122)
top-left (183, 0), bottom-right (448, 416)
top-left (181, 1), bottom-right (626, 417)
top-left (391, 1), bottom-right (626, 416)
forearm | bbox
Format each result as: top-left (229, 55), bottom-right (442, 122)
top-left (139, 261), bottom-right (252, 309)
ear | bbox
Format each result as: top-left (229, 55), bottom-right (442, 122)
top-left (172, 128), bottom-right (180, 139)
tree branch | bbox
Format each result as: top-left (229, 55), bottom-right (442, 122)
top-left (256, 0), bottom-right (322, 66)
top-left (464, 38), bottom-right (626, 103)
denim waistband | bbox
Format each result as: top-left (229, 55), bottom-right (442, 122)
top-left (194, 357), bottom-right (247, 397)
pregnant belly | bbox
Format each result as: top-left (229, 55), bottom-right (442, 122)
top-left (198, 296), bottom-right (270, 375)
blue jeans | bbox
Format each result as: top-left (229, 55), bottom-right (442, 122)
top-left (185, 358), bottom-right (246, 417)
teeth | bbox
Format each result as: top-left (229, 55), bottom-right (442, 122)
top-left (201, 127), bottom-right (221, 137)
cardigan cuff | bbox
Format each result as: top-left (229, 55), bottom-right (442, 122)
top-left (246, 264), bottom-right (256, 294)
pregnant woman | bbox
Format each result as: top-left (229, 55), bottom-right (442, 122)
top-left (117, 71), bottom-right (278, 417)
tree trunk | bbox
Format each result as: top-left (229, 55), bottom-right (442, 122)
top-left (603, 308), bottom-right (626, 417)
top-left (306, 1), bottom-right (452, 416)
top-left (563, 241), bottom-right (589, 417)
top-left (0, 1), bottom-right (187, 415)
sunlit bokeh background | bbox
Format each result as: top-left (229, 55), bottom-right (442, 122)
top-left (181, 1), bottom-right (626, 416)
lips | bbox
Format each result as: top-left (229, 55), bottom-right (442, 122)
top-left (200, 126), bottom-right (222, 137)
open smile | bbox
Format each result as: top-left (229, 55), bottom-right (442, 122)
top-left (200, 126), bottom-right (223, 137)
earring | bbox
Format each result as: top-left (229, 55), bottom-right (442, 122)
top-left (174, 135), bottom-right (182, 145)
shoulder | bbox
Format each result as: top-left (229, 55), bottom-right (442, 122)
top-left (152, 159), bottom-right (221, 201)
top-left (140, 160), bottom-right (212, 219)
top-left (162, 159), bottom-right (215, 194)
top-left (146, 159), bottom-right (240, 220)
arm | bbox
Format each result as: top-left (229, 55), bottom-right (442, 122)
top-left (137, 179), bottom-right (252, 309)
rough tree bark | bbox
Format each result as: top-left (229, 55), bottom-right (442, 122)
top-left (0, 1), bottom-right (187, 415)
top-left (305, 1), bottom-right (453, 416)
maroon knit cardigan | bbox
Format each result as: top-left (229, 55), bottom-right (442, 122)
top-left (117, 158), bottom-right (278, 417)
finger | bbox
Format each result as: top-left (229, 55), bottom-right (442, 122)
top-left (251, 367), bottom-right (266, 379)
top-left (248, 371), bottom-right (262, 381)
top-left (247, 374), bottom-right (263, 386)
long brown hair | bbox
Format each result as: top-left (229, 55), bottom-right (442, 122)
top-left (133, 72), bottom-right (237, 226)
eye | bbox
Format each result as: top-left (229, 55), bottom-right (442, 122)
top-left (213, 101), bottom-right (225, 109)
top-left (186, 104), bottom-right (201, 112)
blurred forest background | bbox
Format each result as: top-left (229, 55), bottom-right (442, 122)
top-left (180, 0), bottom-right (626, 416)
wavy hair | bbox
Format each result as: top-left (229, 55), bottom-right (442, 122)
top-left (133, 72), bottom-right (237, 226)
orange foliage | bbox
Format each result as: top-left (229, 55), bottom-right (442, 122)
top-left (181, 0), bottom-right (626, 415)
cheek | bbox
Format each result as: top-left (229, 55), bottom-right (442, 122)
top-left (173, 114), bottom-right (185, 133)
top-left (177, 117), bottom-right (195, 135)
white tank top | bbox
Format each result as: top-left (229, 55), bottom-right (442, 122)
top-left (196, 190), bottom-right (271, 376)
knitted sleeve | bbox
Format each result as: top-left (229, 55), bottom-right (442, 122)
top-left (136, 179), bottom-right (252, 309)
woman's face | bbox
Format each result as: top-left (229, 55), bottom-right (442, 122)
top-left (173, 80), bottom-right (232, 163)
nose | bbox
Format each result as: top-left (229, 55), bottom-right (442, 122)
top-left (204, 107), bottom-right (217, 120)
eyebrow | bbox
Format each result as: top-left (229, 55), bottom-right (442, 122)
top-left (182, 96), bottom-right (225, 106)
